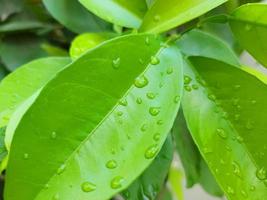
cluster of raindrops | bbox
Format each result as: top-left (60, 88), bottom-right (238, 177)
top-left (183, 75), bottom-right (200, 92)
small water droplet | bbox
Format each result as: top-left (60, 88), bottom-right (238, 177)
top-left (184, 85), bottom-right (192, 92)
top-left (81, 181), bottom-right (96, 192)
top-left (119, 98), bottom-right (127, 106)
top-left (234, 84), bottom-right (241, 90)
top-left (256, 167), bottom-right (267, 180)
top-left (134, 75), bottom-right (149, 88)
top-left (51, 131), bottom-right (57, 139)
top-left (250, 185), bottom-right (256, 191)
top-left (174, 95), bottom-right (180, 103)
top-left (23, 153), bottom-right (29, 160)
top-left (216, 128), bottom-right (227, 139)
top-left (153, 133), bottom-right (160, 141)
top-left (136, 97), bottom-right (142, 104)
top-left (141, 124), bottom-right (148, 132)
top-left (57, 164), bottom-right (66, 175)
top-left (116, 111), bottom-right (123, 117)
top-left (112, 57), bottom-right (121, 69)
top-left (208, 94), bottom-right (216, 101)
top-left (232, 162), bottom-right (242, 179)
top-left (245, 120), bottom-right (254, 130)
top-left (139, 58), bottom-right (144, 64)
top-left (157, 120), bottom-right (163, 125)
top-left (166, 67), bottom-right (173, 74)
top-left (145, 145), bottom-right (158, 159)
top-left (241, 190), bottom-right (248, 198)
top-left (146, 92), bottom-right (156, 99)
top-left (236, 136), bottom-right (244, 143)
top-left (53, 194), bottom-right (59, 200)
top-left (153, 15), bottom-right (161, 22)
top-left (106, 160), bottom-right (117, 169)
top-left (251, 100), bottom-right (257, 104)
top-left (150, 56), bottom-right (160, 65)
top-left (111, 176), bottom-right (125, 189)
top-left (149, 107), bottom-right (160, 116)
top-left (227, 186), bottom-right (235, 195)
top-left (192, 84), bottom-right (199, 90)
top-left (184, 75), bottom-right (192, 84)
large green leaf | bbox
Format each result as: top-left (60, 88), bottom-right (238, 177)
top-left (78, 0), bottom-right (147, 28)
top-left (43, 0), bottom-right (111, 33)
top-left (122, 135), bottom-right (173, 200)
top-left (176, 29), bottom-right (240, 66)
top-left (229, 3), bottom-right (267, 67)
top-left (139, 0), bottom-right (227, 33)
top-left (172, 110), bottom-right (223, 196)
top-left (5, 34), bottom-right (183, 200)
top-left (0, 57), bottom-right (70, 127)
top-left (182, 57), bottom-right (267, 200)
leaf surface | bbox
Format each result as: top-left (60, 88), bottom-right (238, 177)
top-left (182, 57), bottom-right (267, 200)
top-left (5, 34), bottom-right (183, 200)
top-left (229, 3), bottom-right (267, 67)
top-left (78, 0), bottom-right (147, 28)
top-left (140, 0), bottom-right (227, 33)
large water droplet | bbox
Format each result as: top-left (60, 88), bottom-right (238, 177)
top-left (106, 160), bottom-right (117, 169)
top-left (134, 75), bottom-right (149, 88)
top-left (57, 164), bottom-right (66, 175)
top-left (112, 57), bottom-right (121, 69)
top-left (111, 176), bottom-right (125, 189)
top-left (150, 56), bottom-right (160, 65)
top-left (145, 145), bottom-right (158, 159)
top-left (216, 128), bottom-right (227, 139)
top-left (149, 107), bottom-right (160, 116)
top-left (256, 167), bottom-right (267, 180)
top-left (81, 181), bottom-right (96, 192)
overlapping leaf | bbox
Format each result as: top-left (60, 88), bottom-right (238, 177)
top-left (5, 34), bottom-right (183, 200)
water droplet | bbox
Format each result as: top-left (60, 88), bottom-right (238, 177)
top-left (119, 98), bottom-right (127, 106)
top-left (208, 94), bottom-right (216, 101)
top-left (250, 185), bottom-right (256, 191)
top-left (149, 107), bottom-right (160, 116)
top-left (232, 162), bottom-right (242, 179)
top-left (145, 145), bottom-right (158, 159)
top-left (146, 92), bottom-right (156, 99)
top-left (106, 160), bottom-right (117, 169)
top-left (226, 145), bottom-right (232, 152)
top-left (216, 128), bottom-right (227, 139)
top-left (51, 131), bottom-right (57, 139)
top-left (184, 85), bottom-right (192, 92)
top-left (174, 95), bottom-right (180, 103)
top-left (112, 57), bottom-right (121, 69)
top-left (53, 194), bottom-right (59, 200)
top-left (111, 148), bottom-right (116, 155)
top-left (145, 37), bottom-right (150, 46)
top-left (184, 75), bottom-right (192, 84)
top-left (134, 75), bottom-right (149, 88)
top-left (157, 120), bottom-right (163, 125)
top-left (227, 186), bottom-right (235, 195)
top-left (23, 153), bottom-right (29, 160)
top-left (166, 67), bottom-right (173, 74)
top-left (153, 133), bottom-right (160, 141)
top-left (256, 167), bottom-right (267, 180)
top-left (153, 15), bottom-right (161, 22)
top-left (111, 176), bottom-right (125, 189)
top-left (139, 58), bottom-right (144, 64)
top-left (116, 111), bottom-right (123, 117)
top-left (251, 100), bottom-right (257, 104)
top-left (136, 97), bottom-right (142, 104)
top-left (241, 190), bottom-right (248, 198)
top-left (245, 120), bottom-right (254, 130)
top-left (57, 164), bottom-right (66, 175)
top-left (81, 181), bottom-right (96, 192)
top-left (150, 56), bottom-right (160, 65)
top-left (141, 124), bottom-right (148, 132)
top-left (236, 136), bottom-right (244, 143)
top-left (234, 84), bottom-right (241, 90)
top-left (192, 84), bottom-right (199, 90)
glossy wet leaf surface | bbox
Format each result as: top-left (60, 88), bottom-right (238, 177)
top-left (140, 0), bottom-right (227, 33)
top-left (5, 34), bottom-right (183, 200)
top-left (43, 0), bottom-right (111, 33)
top-left (229, 3), bottom-right (267, 67)
top-left (0, 57), bottom-right (70, 127)
top-left (79, 0), bottom-right (147, 28)
top-left (182, 57), bottom-right (267, 200)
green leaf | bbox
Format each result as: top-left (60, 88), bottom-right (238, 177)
top-left (5, 34), bottom-right (183, 200)
top-left (172, 109), bottom-right (223, 196)
top-left (43, 0), bottom-right (111, 33)
top-left (168, 166), bottom-right (184, 200)
top-left (0, 57), bottom-right (70, 127)
top-left (0, 127), bottom-right (7, 162)
top-left (182, 57), bottom-right (267, 200)
top-left (229, 3), bottom-right (267, 67)
top-left (70, 33), bottom-right (115, 60)
top-left (78, 0), bottom-right (147, 28)
top-left (177, 29), bottom-right (240, 66)
top-left (122, 135), bottom-right (173, 200)
top-left (139, 0), bottom-right (227, 33)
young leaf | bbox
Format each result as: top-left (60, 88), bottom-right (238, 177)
top-left (43, 0), bottom-right (111, 33)
top-left (5, 34), bottom-right (183, 200)
top-left (0, 57), bottom-right (71, 127)
top-left (229, 3), bottom-right (267, 67)
top-left (78, 0), bottom-right (147, 28)
top-left (182, 57), bottom-right (267, 200)
top-left (139, 0), bottom-right (227, 33)
top-left (176, 29), bottom-right (240, 66)
top-left (122, 135), bottom-right (173, 200)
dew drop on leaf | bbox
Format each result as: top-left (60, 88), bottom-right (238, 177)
top-left (256, 167), bottom-right (267, 180)
top-left (166, 67), bottom-right (173, 74)
top-left (116, 111), bottom-right (123, 117)
top-left (157, 120), bottom-right (163, 125)
top-left (184, 85), bottom-right (192, 92)
top-left (136, 97), bottom-right (142, 104)
top-left (232, 162), bottom-right (242, 178)
top-left (149, 107), bottom-right (160, 116)
top-left (174, 95), bottom-right (180, 103)
top-left (216, 128), bottom-right (227, 139)
top-left (51, 131), bottom-right (57, 139)
top-left (119, 98), bottom-right (127, 106)
top-left (110, 176), bottom-right (125, 189)
top-left (145, 37), bottom-right (150, 46)
top-left (241, 190), bottom-right (248, 198)
top-left (192, 84), bottom-right (199, 90)
top-left (145, 145), bottom-right (158, 159)
top-left (146, 92), bottom-right (156, 99)
top-left (106, 160), bottom-right (117, 169)
top-left (250, 185), bottom-right (256, 191)
top-left (150, 56), bottom-right (160, 65)
top-left (57, 164), bottom-right (66, 175)
top-left (141, 124), bottom-right (148, 132)
top-left (208, 94), bottom-right (216, 101)
top-left (227, 186), bottom-right (235, 195)
top-left (53, 194), bottom-right (59, 200)
top-left (134, 75), bottom-right (149, 88)
top-left (81, 181), bottom-right (96, 192)
top-left (184, 75), bottom-right (192, 84)
top-left (112, 57), bottom-right (121, 69)
top-left (23, 153), bottom-right (29, 160)
top-left (153, 133), bottom-right (160, 141)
